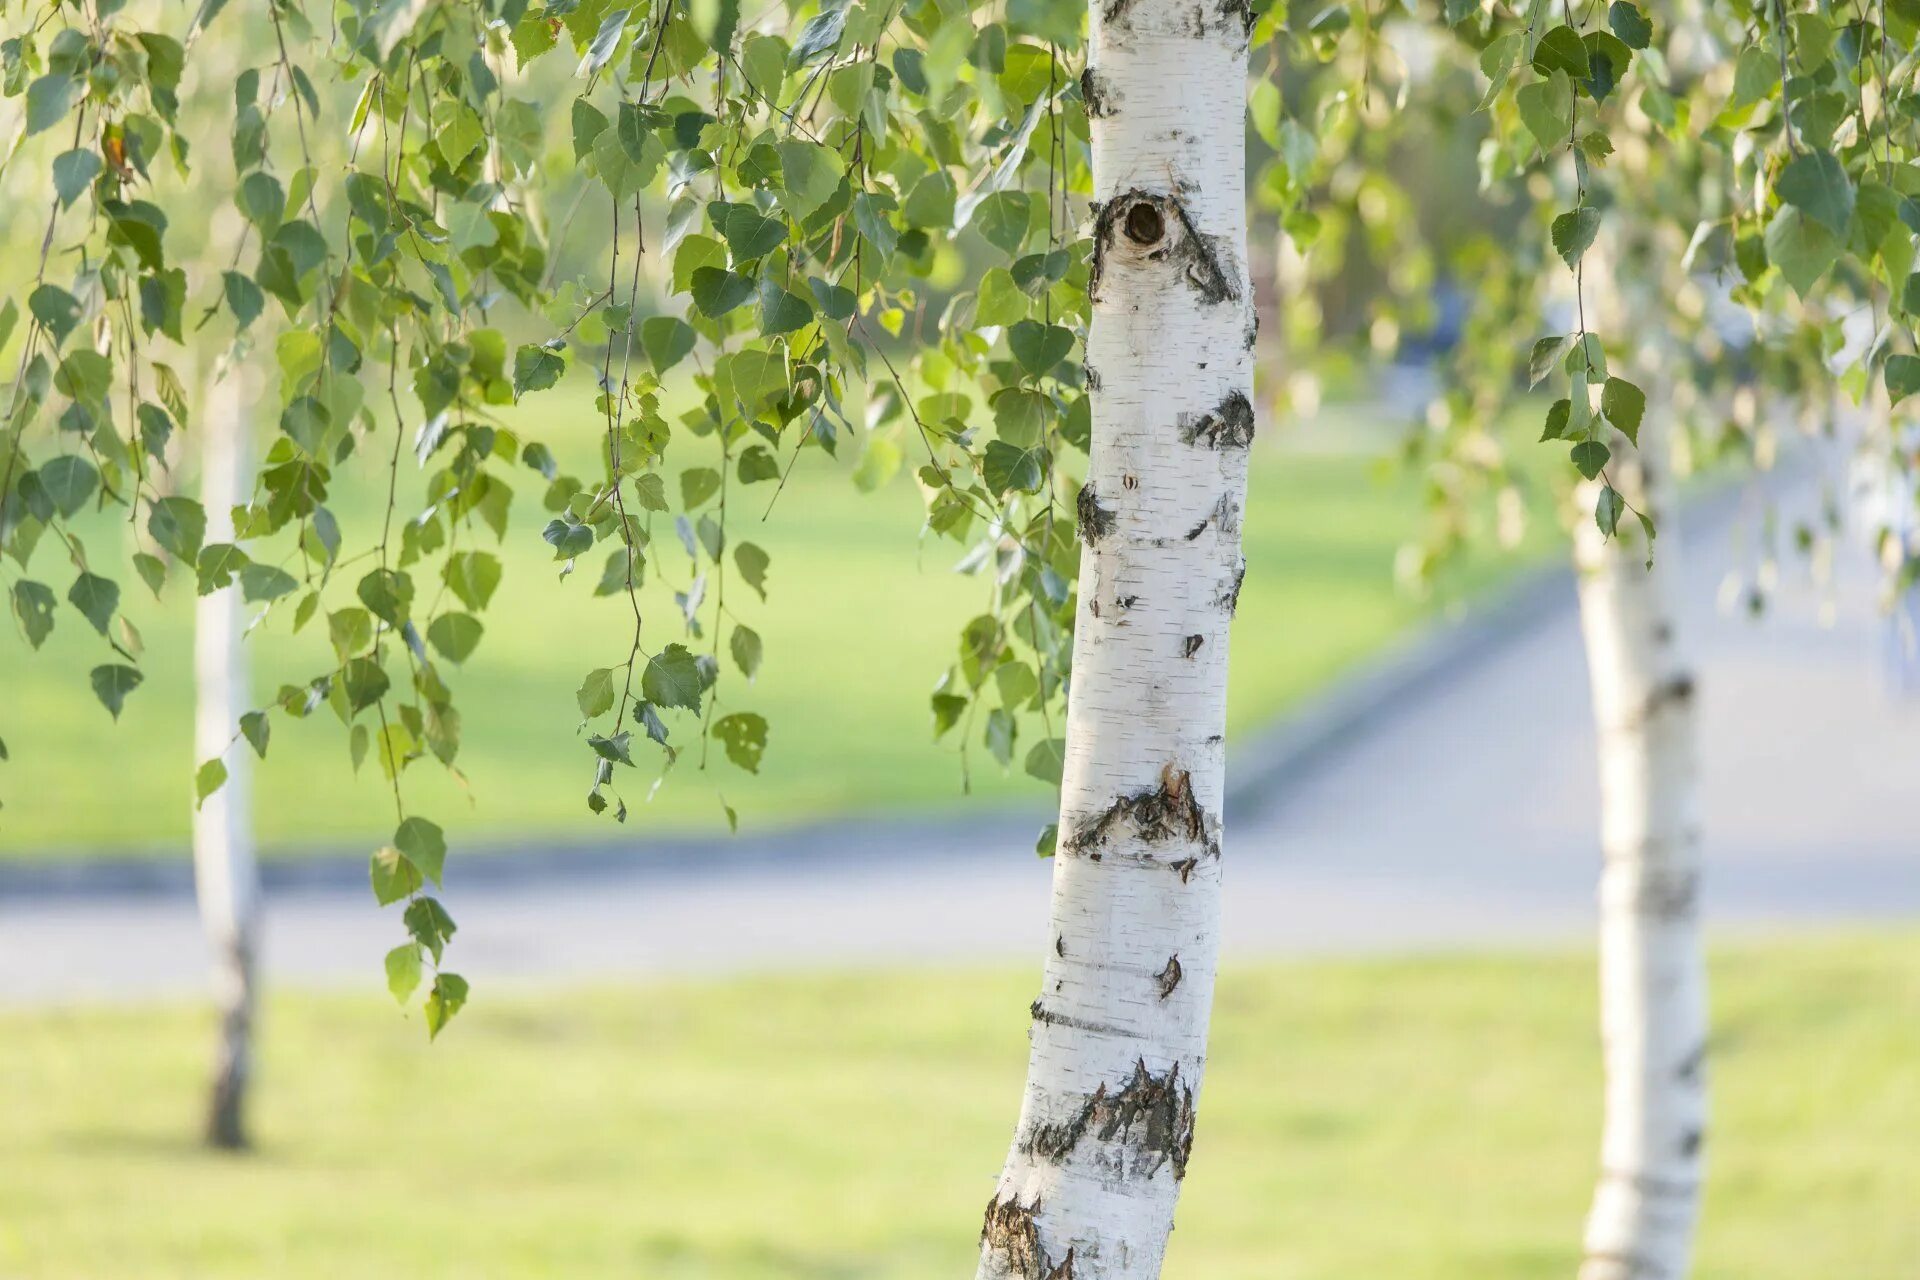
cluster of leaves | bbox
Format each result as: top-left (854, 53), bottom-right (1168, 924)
top-left (0, 0), bottom-right (1119, 1025)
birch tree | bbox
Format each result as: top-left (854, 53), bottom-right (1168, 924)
top-left (976, 1), bottom-right (1253, 1274)
top-left (191, 365), bottom-right (264, 1150)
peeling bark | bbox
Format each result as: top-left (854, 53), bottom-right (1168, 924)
top-left (1062, 764), bottom-right (1217, 862)
top-left (1078, 483), bottom-right (1118, 545)
top-left (1178, 391), bottom-right (1255, 449)
top-left (981, 1194), bottom-right (1077, 1280)
top-left (1021, 1059), bottom-right (1197, 1180)
top-left (1154, 954), bottom-right (1183, 998)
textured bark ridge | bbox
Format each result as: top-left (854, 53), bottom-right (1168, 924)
top-left (1573, 410), bottom-right (1708, 1280)
top-left (1089, 190), bottom-right (1239, 307)
top-left (1062, 764), bottom-right (1219, 863)
top-left (981, 1194), bottom-right (1078, 1279)
top-left (1179, 391), bottom-right (1255, 449)
top-left (1078, 483), bottom-right (1118, 545)
top-left (976, 0), bottom-right (1251, 1271)
top-left (1021, 1059), bottom-right (1197, 1179)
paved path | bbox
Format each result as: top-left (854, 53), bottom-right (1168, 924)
top-left (4, 464), bottom-right (1915, 1003)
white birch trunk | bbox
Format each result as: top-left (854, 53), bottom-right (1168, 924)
top-left (193, 367), bottom-right (262, 1150)
top-left (976, 5), bottom-right (1254, 1276)
top-left (1572, 416), bottom-right (1708, 1280)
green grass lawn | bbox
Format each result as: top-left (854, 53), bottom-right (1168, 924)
top-left (0, 934), bottom-right (1912, 1278)
top-left (0, 393), bottom-right (1550, 855)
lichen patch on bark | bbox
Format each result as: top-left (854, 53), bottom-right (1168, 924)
top-left (1178, 390), bottom-right (1256, 448)
top-left (1020, 1059), bottom-right (1198, 1181)
top-left (1077, 483), bottom-right (1118, 546)
top-left (1080, 66), bottom-right (1119, 118)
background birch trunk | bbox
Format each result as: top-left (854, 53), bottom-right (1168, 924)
top-left (193, 366), bottom-right (263, 1151)
top-left (975, 5), bottom-right (1255, 1277)
top-left (1572, 402), bottom-right (1708, 1279)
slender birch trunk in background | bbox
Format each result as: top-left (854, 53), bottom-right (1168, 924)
top-left (193, 367), bottom-right (263, 1150)
top-left (1572, 398), bottom-right (1708, 1279)
top-left (976, 4), bottom-right (1254, 1275)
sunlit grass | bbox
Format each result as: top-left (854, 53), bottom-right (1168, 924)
top-left (0, 385), bottom-right (1553, 854)
top-left (0, 933), bottom-right (1911, 1277)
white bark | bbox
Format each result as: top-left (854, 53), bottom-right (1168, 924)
top-left (1573, 422), bottom-right (1708, 1280)
top-left (193, 367), bottom-right (262, 1150)
top-left (977, 6), bottom-right (1254, 1277)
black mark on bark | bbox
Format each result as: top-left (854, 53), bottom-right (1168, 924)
top-left (1631, 868), bottom-right (1701, 919)
top-left (1085, 363), bottom-right (1102, 391)
top-left (1155, 954), bottom-right (1184, 999)
top-left (1080, 66), bottom-right (1118, 118)
top-left (1675, 1042), bottom-right (1707, 1083)
top-left (1021, 1059), bottom-right (1198, 1181)
top-left (1031, 999), bottom-right (1144, 1039)
top-left (1090, 190), bottom-right (1240, 306)
top-left (1179, 391), bottom-right (1256, 449)
top-left (981, 1193), bottom-right (1076, 1279)
top-left (1077, 483), bottom-right (1116, 546)
top-left (1182, 634), bottom-right (1204, 658)
top-left (1679, 1127), bottom-right (1705, 1158)
top-left (1185, 492), bottom-right (1241, 542)
top-left (1055, 934), bottom-right (1067, 958)
top-left (1216, 559), bottom-right (1246, 615)
top-left (1122, 473), bottom-right (1139, 490)
top-left (1064, 763), bottom-right (1217, 860)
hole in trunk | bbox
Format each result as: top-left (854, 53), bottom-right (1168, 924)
top-left (1123, 201), bottom-right (1165, 246)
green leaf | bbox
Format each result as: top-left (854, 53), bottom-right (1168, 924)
top-left (426, 613), bottom-right (484, 664)
top-left (404, 896), bottom-right (458, 962)
top-left (773, 140), bottom-right (844, 223)
top-left (424, 972), bottom-right (469, 1040)
top-left (1008, 321), bottom-right (1073, 377)
top-left (976, 268), bottom-right (1027, 326)
top-left (1608, 1), bottom-right (1651, 49)
top-left (641, 316), bottom-right (696, 373)
top-left (356, 568), bottom-right (414, 627)
top-left (712, 711), bottom-right (768, 772)
top-left (712, 201), bottom-right (787, 261)
top-left (983, 440), bottom-right (1047, 494)
top-left (1885, 354), bottom-right (1920, 405)
top-left (241, 710), bottom-right (271, 758)
top-left (1551, 207), bottom-right (1602, 269)
top-left (28, 284), bottom-right (82, 346)
top-left (52, 149), bottom-right (101, 208)
top-left (443, 551), bottom-right (502, 611)
top-left (680, 467), bottom-right (722, 510)
top-left (1776, 150), bottom-right (1855, 236)
top-left (1024, 737), bottom-right (1066, 785)
top-left (1601, 377), bottom-right (1646, 445)
top-left (512, 343), bottom-right (566, 396)
top-left (1516, 74), bottom-right (1573, 153)
top-left (195, 758), bottom-right (229, 808)
top-left (730, 624), bottom-right (763, 679)
top-left (1528, 336), bottom-right (1570, 387)
top-left (578, 668), bottom-right (616, 719)
top-left (1570, 439), bottom-right (1611, 480)
top-left (735, 542), bottom-right (770, 600)
top-left (148, 496), bottom-right (206, 565)
top-left (1531, 25), bottom-right (1590, 77)
top-left (691, 268), bottom-right (756, 318)
top-left (1764, 207), bottom-right (1841, 297)
top-left (385, 943), bottom-right (423, 1004)
top-left (11, 581), bottom-right (56, 649)
top-left (67, 573), bottom-right (118, 635)
top-left (1594, 484), bottom-right (1624, 537)
top-left (371, 845), bottom-right (422, 905)
top-left (394, 816), bottom-right (447, 886)
top-left (757, 281), bottom-right (814, 335)
top-left (1536, 397), bottom-right (1566, 443)
top-left (973, 191), bottom-right (1032, 257)
top-left (737, 445), bottom-right (780, 484)
top-left (25, 73), bottom-right (75, 136)
top-left (642, 643), bottom-right (704, 712)
top-left (90, 664), bottom-right (144, 720)
top-left (37, 456), bottom-right (98, 518)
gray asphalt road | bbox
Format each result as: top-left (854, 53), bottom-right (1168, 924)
top-left (3, 465), bottom-right (1914, 1004)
